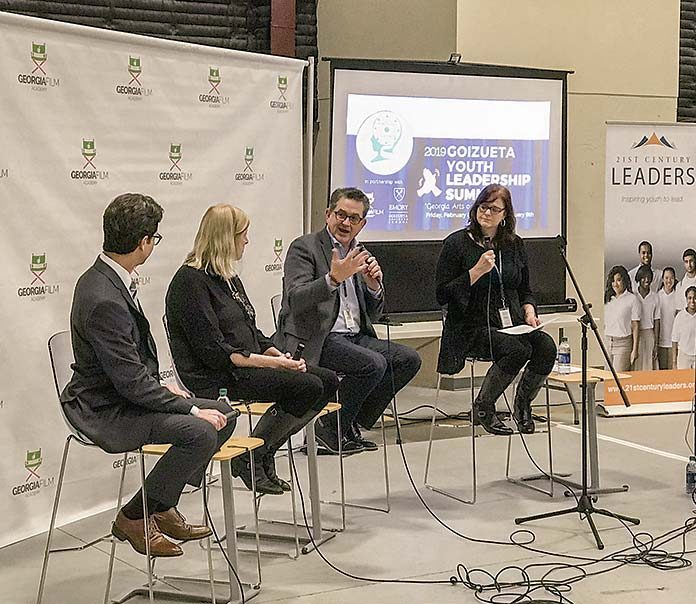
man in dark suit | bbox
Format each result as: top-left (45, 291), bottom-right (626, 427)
top-left (275, 187), bottom-right (421, 453)
top-left (61, 193), bottom-right (235, 557)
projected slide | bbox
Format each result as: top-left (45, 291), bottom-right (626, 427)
top-left (344, 94), bottom-right (550, 239)
top-left (330, 66), bottom-right (564, 241)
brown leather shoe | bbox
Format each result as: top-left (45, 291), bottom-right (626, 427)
top-left (153, 507), bottom-right (212, 542)
top-left (112, 510), bottom-right (183, 557)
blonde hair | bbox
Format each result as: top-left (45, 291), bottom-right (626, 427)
top-left (185, 204), bottom-right (249, 279)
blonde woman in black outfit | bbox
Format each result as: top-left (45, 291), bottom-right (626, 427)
top-left (436, 185), bottom-right (557, 435)
top-left (166, 205), bottom-right (338, 495)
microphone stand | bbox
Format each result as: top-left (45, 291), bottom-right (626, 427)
top-left (514, 237), bottom-right (639, 550)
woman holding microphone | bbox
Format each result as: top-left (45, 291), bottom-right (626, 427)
top-left (435, 185), bottom-right (557, 436)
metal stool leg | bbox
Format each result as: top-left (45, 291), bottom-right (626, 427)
top-left (423, 365), bottom-right (477, 504)
top-left (104, 452), bottom-right (130, 604)
top-left (36, 436), bottom-right (72, 604)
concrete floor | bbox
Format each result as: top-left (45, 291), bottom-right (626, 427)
top-left (3, 385), bottom-right (696, 604)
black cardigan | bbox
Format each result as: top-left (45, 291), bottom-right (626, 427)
top-left (165, 265), bottom-right (275, 398)
top-left (435, 229), bottom-right (536, 375)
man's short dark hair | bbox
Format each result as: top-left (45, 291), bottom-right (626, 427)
top-left (638, 240), bottom-right (652, 254)
top-left (328, 187), bottom-right (370, 217)
top-left (103, 193), bottom-right (163, 254)
top-left (683, 248), bottom-right (696, 262)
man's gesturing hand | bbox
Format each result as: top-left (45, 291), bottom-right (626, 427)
top-left (329, 248), bottom-right (369, 284)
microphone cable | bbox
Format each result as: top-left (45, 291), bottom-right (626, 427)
top-left (279, 236), bottom-right (696, 603)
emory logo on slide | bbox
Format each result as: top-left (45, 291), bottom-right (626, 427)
top-left (416, 168), bottom-right (442, 198)
top-left (270, 75), bottom-right (292, 111)
top-left (12, 449), bottom-right (55, 497)
top-left (17, 41), bottom-right (60, 90)
top-left (17, 253), bottom-right (60, 299)
top-left (159, 143), bottom-right (193, 184)
top-left (70, 139), bottom-right (109, 183)
top-left (115, 55), bottom-right (152, 99)
top-left (265, 238), bottom-right (284, 272)
top-left (199, 67), bottom-right (230, 106)
top-left (355, 110), bottom-right (414, 176)
top-left (234, 147), bottom-right (265, 183)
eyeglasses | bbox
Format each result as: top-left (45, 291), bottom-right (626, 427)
top-left (478, 204), bottom-right (505, 215)
top-left (150, 233), bottom-right (163, 246)
top-left (333, 210), bottom-right (364, 225)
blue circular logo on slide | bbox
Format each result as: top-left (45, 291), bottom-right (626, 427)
top-left (356, 110), bottom-right (413, 176)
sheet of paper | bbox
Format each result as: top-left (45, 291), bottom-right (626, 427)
top-left (497, 316), bottom-right (559, 335)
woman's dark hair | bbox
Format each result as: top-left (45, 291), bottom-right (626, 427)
top-left (685, 285), bottom-right (696, 300)
top-left (658, 266), bottom-right (677, 291)
top-left (604, 265), bottom-right (632, 303)
top-left (103, 193), bottom-right (163, 254)
top-left (635, 264), bottom-right (653, 284)
top-left (467, 184), bottom-right (516, 246)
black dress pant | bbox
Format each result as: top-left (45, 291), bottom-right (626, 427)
top-left (64, 397), bottom-right (236, 508)
top-left (319, 332), bottom-right (422, 431)
top-left (223, 365), bottom-right (339, 418)
top-left (468, 328), bottom-right (557, 376)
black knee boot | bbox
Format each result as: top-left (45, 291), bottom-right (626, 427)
top-left (474, 365), bottom-right (516, 436)
top-left (231, 405), bottom-right (298, 496)
top-left (513, 367), bottom-right (547, 434)
top-left (262, 406), bottom-right (322, 492)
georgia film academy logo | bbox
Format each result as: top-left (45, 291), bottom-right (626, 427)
top-left (70, 138), bottom-right (109, 182)
top-left (199, 66), bottom-right (229, 106)
top-left (264, 239), bottom-right (283, 272)
top-left (611, 131), bottom-right (694, 187)
top-left (269, 75), bottom-right (292, 111)
top-left (115, 55), bottom-right (152, 98)
top-left (355, 110), bottom-right (414, 176)
top-left (159, 143), bottom-right (192, 183)
top-left (17, 253), bottom-right (60, 299)
top-left (12, 448), bottom-right (56, 497)
top-left (234, 146), bottom-right (264, 183)
top-left (17, 41), bottom-right (60, 90)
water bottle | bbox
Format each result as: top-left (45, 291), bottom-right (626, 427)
top-left (557, 328), bottom-right (571, 374)
top-left (686, 455), bottom-right (696, 495)
top-left (217, 387), bottom-right (231, 407)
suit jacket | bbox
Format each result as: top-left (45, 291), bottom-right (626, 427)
top-left (165, 265), bottom-right (275, 398)
top-left (61, 258), bottom-right (193, 434)
top-left (274, 228), bottom-right (384, 365)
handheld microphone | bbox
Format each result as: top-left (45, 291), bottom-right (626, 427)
top-left (292, 342), bottom-right (305, 361)
top-left (224, 408), bottom-right (241, 422)
top-left (356, 243), bottom-right (384, 291)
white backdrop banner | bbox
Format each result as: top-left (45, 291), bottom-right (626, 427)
top-left (0, 12), bottom-right (305, 547)
top-left (603, 122), bottom-right (696, 416)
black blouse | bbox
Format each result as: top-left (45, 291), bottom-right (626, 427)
top-left (165, 265), bottom-right (275, 397)
top-left (435, 229), bottom-right (536, 374)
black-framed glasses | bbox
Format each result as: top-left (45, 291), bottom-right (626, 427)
top-left (150, 233), bottom-right (163, 246)
top-left (333, 210), bottom-right (364, 225)
top-left (478, 204), bottom-right (505, 215)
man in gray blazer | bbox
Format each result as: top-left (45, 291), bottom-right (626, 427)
top-left (275, 187), bottom-right (421, 453)
top-left (61, 193), bottom-right (236, 557)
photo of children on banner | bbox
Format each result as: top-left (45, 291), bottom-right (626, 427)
top-left (672, 286), bottom-right (696, 370)
top-left (634, 265), bottom-right (660, 371)
top-left (657, 267), bottom-right (678, 370)
top-left (603, 265), bottom-right (640, 373)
